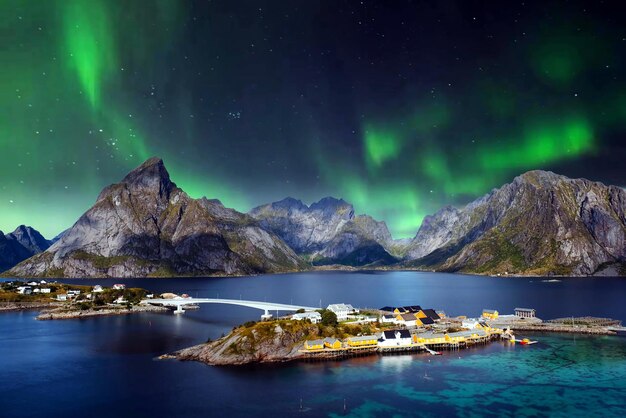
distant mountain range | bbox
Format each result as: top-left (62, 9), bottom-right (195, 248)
top-left (3, 158), bottom-right (625, 278)
top-left (250, 197), bottom-right (399, 266)
top-left (0, 226), bottom-right (51, 271)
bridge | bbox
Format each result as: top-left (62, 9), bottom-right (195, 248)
top-left (142, 297), bottom-right (318, 319)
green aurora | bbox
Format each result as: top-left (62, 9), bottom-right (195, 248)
top-left (2, 1), bottom-right (626, 238)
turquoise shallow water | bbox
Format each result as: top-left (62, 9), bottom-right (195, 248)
top-left (320, 333), bottom-right (626, 417)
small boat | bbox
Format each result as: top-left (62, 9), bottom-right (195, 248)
top-left (511, 338), bottom-right (538, 345)
top-left (430, 351), bottom-right (442, 356)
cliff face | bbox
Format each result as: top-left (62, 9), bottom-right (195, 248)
top-left (405, 171), bottom-right (626, 276)
top-left (250, 197), bottom-right (397, 266)
top-left (6, 158), bottom-right (307, 278)
top-left (0, 226), bottom-right (51, 271)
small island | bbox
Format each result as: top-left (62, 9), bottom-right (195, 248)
top-left (0, 280), bottom-right (167, 319)
top-left (168, 305), bottom-right (625, 366)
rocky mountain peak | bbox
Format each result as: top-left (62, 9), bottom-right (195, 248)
top-left (6, 225), bottom-right (50, 254)
top-left (122, 156), bottom-right (175, 195)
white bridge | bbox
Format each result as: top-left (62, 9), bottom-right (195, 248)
top-left (142, 297), bottom-right (318, 320)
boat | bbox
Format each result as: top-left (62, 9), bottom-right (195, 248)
top-left (511, 338), bottom-right (538, 345)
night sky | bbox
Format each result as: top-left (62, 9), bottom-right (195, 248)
top-left (2, 1), bottom-right (626, 239)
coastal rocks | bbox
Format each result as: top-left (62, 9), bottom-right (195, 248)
top-left (173, 321), bottom-right (318, 365)
top-left (250, 198), bottom-right (398, 266)
top-left (6, 158), bottom-right (307, 278)
top-left (36, 304), bottom-right (168, 320)
top-left (405, 170), bottom-right (626, 276)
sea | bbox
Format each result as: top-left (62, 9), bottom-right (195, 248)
top-left (1, 271), bottom-right (626, 417)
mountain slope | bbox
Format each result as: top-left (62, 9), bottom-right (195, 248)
top-left (250, 197), bottom-right (397, 266)
top-left (405, 170), bottom-right (626, 276)
top-left (6, 158), bottom-right (307, 278)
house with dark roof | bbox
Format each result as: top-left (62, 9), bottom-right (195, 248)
top-left (420, 309), bottom-right (441, 321)
top-left (381, 314), bottom-right (397, 324)
top-left (418, 316), bottom-right (435, 326)
top-left (379, 329), bottom-right (413, 346)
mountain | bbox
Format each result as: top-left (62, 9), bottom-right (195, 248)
top-left (5, 158), bottom-right (307, 278)
top-left (6, 225), bottom-right (51, 254)
top-left (249, 197), bottom-right (397, 266)
top-left (404, 170), bottom-right (626, 276)
top-left (0, 226), bottom-right (51, 271)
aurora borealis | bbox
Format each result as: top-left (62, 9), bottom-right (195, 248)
top-left (2, 1), bottom-right (626, 239)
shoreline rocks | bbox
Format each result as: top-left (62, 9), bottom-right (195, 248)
top-left (35, 304), bottom-right (169, 320)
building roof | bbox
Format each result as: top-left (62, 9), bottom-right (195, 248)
top-left (400, 313), bottom-right (417, 321)
top-left (380, 306), bottom-right (396, 312)
top-left (293, 312), bottom-right (321, 319)
top-left (483, 309), bottom-right (498, 314)
top-left (383, 314), bottom-right (395, 319)
top-left (419, 316), bottom-right (435, 325)
top-left (514, 307), bottom-right (536, 312)
top-left (421, 309), bottom-right (441, 320)
top-left (323, 337), bottom-right (340, 344)
top-left (404, 305), bottom-right (422, 313)
top-left (306, 339), bottom-right (324, 346)
top-left (348, 335), bottom-right (378, 342)
top-left (397, 329), bottom-right (411, 338)
top-left (416, 331), bottom-right (445, 340)
top-left (384, 329), bottom-right (412, 339)
top-left (327, 303), bottom-right (354, 312)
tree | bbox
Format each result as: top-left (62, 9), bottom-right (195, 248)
top-left (321, 310), bottom-right (338, 326)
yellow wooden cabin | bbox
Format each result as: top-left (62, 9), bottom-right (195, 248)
top-left (415, 332), bottom-right (447, 344)
top-left (482, 309), bottom-right (499, 320)
top-left (347, 335), bottom-right (378, 347)
top-left (323, 337), bottom-right (342, 349)
top-left (304, 339), bottom-right (324, 350)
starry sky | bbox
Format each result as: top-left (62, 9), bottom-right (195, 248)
top-left (2, 0), bottom-right (626, 239)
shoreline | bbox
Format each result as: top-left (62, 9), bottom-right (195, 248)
top-left (2, 266), bottom-right (624, 280)
top-left (36, 304), bottom-right (169, 320)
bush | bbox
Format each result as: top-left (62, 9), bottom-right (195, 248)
top-left (321, 310), bottom-right (338, 326)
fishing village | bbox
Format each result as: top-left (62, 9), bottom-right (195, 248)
top-left (297, 304), bottom-right (534, 361)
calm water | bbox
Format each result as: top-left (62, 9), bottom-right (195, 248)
top-left (2, 271), bottom-right (626, 417)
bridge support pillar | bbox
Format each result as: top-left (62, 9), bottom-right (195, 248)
top-left (261, 309), bottom-right (272, 321)
top-left (173, 305), bottom-right (185, 315)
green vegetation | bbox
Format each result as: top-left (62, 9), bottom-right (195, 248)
top-left (320, 309), bottom-right (338, 326)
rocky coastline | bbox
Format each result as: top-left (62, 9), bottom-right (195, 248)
top-left (36, 303), bottom-right (169, 320)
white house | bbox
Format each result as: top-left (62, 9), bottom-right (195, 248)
top-left (326, 303), bottom-right (359, 322)
top-left (380, 314), bottom-right (398, 324)
top-left (56, 294), bottom-right (68, 301)
top-left (113, 284), bottom-right (125, 290)
top-left (93, 285), bottom-right (104, 293)
top-left (27, 281), bottom-right (38, 286)
top-left (68, 290), bottom-right (81, 296)
top-left (398, 313), bottom-right (419, 327)
top-left (114, 296), bottom-right (127, 304)
top-left (292, 311), bottom-right (322, 324)
top-left (40, 288), bottom-right (51, 294)
top-left (17, 286), bottom-right (32, 295)
top-left (462, 318), bottom-right (481, 329)
top-left (378, 330), bottom-right (413, 347)
top-left (39, 280), bottom-right (47, 284)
